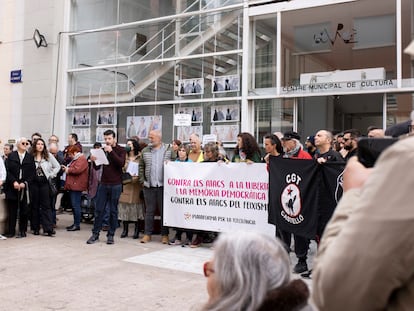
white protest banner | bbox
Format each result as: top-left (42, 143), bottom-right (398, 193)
top-left (164, 162), bottom-right (275, 236)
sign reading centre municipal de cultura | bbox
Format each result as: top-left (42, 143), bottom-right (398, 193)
top-left (281, 67), bottom-right (395, 95)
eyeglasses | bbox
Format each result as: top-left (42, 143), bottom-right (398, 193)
top-left (203, 261), bottom-right (215, 277)
top-left (21, 142), bottom-right (30, 146)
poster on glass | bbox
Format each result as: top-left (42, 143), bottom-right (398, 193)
top-left (178, 78), bottom-right (204, 95)
top-left (177, 106), bottom-right (203, 122)
top-left (210, 125), bottom-right (239, 142)
top-left (126, 115), bottom-right (162, 139)
top-left (72, 128), bottom-right (90, 143)
top-left (97, 110), bottom-right (116, 125)
top-left (72, 112), bottom-right (91, 126)
top-left (211, 104), bottom-right (239, 122)
top-left (212, 75), bottom-right (240, 93)
top-left (176, 125), bottom-right (203, 142)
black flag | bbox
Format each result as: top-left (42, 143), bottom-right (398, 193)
top-left (268, 157), bottom-right (345, 240)
top-left (316, 162), bottom-right (345, 237)
top-left (268, 157), bottom-right (319, 239)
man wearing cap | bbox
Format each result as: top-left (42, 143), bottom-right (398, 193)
top-left (281, 131), bottom-right (312, 159)
top-left (305, 135), bottom-right (317, 157)
top-left (280, 131), bottom-right (312, 274)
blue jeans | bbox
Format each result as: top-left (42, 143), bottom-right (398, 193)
top-left (143, 187), bottom-right (169, 236)
top-left (93, 183), bottom-right (122, 236)
top-left (69, 191), bottom-right (82, 227)
top-left (103, 202), bottom-right (110, 226)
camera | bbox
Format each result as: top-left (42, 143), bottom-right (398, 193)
top-left (357, 137), bottom-right (398, 168)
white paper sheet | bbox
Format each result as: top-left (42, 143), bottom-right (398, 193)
top-left (90, 148), bottom-right (109, 166)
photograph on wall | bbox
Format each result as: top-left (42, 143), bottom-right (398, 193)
top-left (176, 125), bottom-right (203, 142)
top-left (211, 104), bottom-right (239, 122)
top-left (126, 115), bottom-right (162, 139)
top-left (96, 127), bottom-right (116, 143)
top-left (178, 78), bottom-right (204, 95)
top-left (71, 127), bottom-right (90, 143)
top-left (210, 124), bottom-right (239, 142)
top-left (72, 112), bottom-right (91, 126)
top-left (212, 75), bottom-right (240, 93)
top-left (177, 106), bottom-right (203, 122)
top-left (97, 110), bottom-right (116, 125)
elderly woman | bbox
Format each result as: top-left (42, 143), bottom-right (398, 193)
top-left (4, 138), bottom-right (35, 238)
top-left (190, 142), bottom-right (222, 248)
top-left (202, 231), bottom-right (311, 311)
top-left (188, 133), bottom-right (204, 162)
top-left (63, 145), bottom-right (89, 231)
top-left (0, 156), bottom-right (6, 240)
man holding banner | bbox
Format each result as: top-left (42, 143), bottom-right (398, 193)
top-left (314, 130), bottom-right (345, 240)
top-left (269, 130), bottom-right (345, 274)
top-left (278, 131), bottom-right (312, 274)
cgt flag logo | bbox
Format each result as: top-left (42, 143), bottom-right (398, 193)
top-left (281, 183), bottom-right (302, 218)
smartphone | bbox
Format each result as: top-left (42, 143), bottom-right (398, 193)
top-left (357, 137), bottom-right (398, 168)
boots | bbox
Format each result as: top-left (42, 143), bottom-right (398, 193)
top-left (132, 222), bottom-right (139, 239)
top-left (120, 221), bottom-right (129, 238)
top-left (86, 233), bottom-right (99, 244)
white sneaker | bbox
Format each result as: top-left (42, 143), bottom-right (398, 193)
top-left (0, 234), bottom-right (7, 240)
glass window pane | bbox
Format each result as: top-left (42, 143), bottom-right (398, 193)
top-left (254, 99), bottom-right (293, 143)
top-left (253, 17), bottom-right (276, 88)
top-left (281, 0), bottom-right (396, 87)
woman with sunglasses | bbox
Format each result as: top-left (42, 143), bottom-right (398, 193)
top-left (201, 231), bottom-right (311, 311)
top-left (4, 138), bottom-right (35, 238)
top-left (31, 138), bottom-right (61, 236)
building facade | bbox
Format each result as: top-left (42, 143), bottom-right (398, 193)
top-left (1, 0), bottom-right (413, 147)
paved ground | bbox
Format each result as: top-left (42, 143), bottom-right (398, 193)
top-left (0, 212), bottom-right (314, 311)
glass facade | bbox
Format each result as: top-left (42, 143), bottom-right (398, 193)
top-left (65, 0), bottom-right (414, 147)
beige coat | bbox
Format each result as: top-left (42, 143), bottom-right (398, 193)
top-left (312, 135), bottom-right (414, 311)
top-left (119, 155), bottom-right (142, 204)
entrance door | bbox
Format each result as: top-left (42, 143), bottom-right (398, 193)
top-left (297, 93), bottom-right (384, 138)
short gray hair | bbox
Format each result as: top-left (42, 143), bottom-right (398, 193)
top-left (202, 231), bottom-right (291, 311)
top-left (16, 137), bottom-right (28, 144)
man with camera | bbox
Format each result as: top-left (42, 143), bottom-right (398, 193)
top-left (313, 133), bottom-right (414, 310)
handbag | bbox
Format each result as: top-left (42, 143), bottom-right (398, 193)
top-left (122, 172), bottom-right (133, 185)
top-left (48, 177), bottom-right (58, 197)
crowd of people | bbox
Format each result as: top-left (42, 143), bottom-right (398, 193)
top-left (0, 113), bottom-right (413, 309)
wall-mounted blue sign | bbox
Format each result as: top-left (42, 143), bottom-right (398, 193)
top-left (10, 70), bottom-right (22, 83)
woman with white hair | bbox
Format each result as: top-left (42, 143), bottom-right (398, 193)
top-left (202, 231), bottom-right (311, 311)
top-left (4, 137), bottom-right (36, 238)
top-left (0, 156), bottom-right (6, 240)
